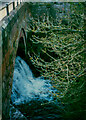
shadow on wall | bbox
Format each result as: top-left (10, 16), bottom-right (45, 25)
top-left (16, 37), bottom-right (26, 58)
top-left (16, 30), bottom-right (41, 78)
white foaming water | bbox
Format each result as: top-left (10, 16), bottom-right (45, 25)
top-left (11, 56), bottom-right (57, 105)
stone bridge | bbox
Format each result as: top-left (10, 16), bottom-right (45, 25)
top-left (0, 2), bottom-right (31, 119)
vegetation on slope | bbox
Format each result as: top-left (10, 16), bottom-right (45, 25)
top-left (25, 2), bottom-right (85, 119)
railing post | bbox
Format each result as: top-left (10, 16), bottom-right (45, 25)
top-left (17, 0), bottom-right (18, 6)
top-left (21, 0), bottom-right (22, 4)
top-left (6, 4), bottom-right (9, 16)
top-left (13, 2), bottom-right (15, 10)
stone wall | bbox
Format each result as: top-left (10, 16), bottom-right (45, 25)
top-left (0, 2), bottom-right (30, 119)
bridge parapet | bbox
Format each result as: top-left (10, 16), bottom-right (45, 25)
top-left (0, 0), bottom-right (24, 21)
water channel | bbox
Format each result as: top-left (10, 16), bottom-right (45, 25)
top-left (10, 56), bottom-right (64, 119)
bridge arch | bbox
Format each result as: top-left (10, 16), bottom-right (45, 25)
top-left (17, 28), bottom-right (27, 56)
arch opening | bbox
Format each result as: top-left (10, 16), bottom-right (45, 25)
top-left (16, 37), bottom-right (26, 59)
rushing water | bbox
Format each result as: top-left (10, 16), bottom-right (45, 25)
top-left (11, 56), bottom-right (63, 119)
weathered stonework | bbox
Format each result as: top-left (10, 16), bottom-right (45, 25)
top-left (0, 2), bottom-right (31, 119)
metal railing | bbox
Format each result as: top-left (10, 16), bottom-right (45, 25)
top-left (0, 0), bottom-right (24, 21)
